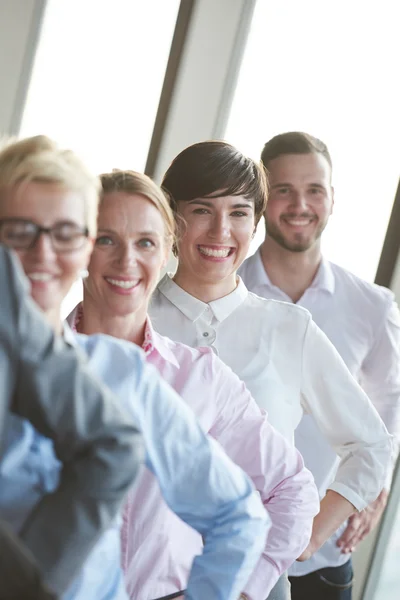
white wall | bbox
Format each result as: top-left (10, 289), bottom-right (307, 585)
top-left (156, 0), bottom-right (255, 275)
top-left (352, 236), bottom-right (400, 599)
top-left (152, 0), bottom-right (256, 183)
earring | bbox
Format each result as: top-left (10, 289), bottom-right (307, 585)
top-left (79, 268), bottom-right (89, 279)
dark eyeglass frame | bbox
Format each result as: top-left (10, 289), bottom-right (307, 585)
top-left (0, 218), bottom-right (90, 252)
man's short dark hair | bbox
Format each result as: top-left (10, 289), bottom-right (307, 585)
top-left (261, 132), bottom-right (332, 170)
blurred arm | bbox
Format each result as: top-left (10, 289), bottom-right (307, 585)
top-left (337, 297), bottom-right (400, 552)
top-left (210, 363), bottom-right (319, 599)
top-left (300, 316), bottom-right (393, 556)
top-left (0, 520), bottom-right (57, 600)
top-left (1, 248), bottom-right (144, 594)
top-left (360, 298), bottom-right (400, 478)
top-left (127, 355), bottom-right (270, 600)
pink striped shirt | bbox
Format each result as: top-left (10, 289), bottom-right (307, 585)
top-left (69, 304), bottom-right (319, 600)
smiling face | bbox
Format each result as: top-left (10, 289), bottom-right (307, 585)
top-left (265, 152), bottom-right (334, 252)
top-left (0, 181), bottom-right (92, 321)
top-left (175, 194), bottom-right (256, 296)
top-left (85, 191), bottom-right (170, 320)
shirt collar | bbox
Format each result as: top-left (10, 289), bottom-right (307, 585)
top-left (309, 259), bottom-right (335, 294)
top-left (156, 273), bottom-right (249, 323)
top-left (67, 301), bottom-right (179, 367)
top-left (246, 248), bottom-right (335, 295)
top-left (147, 320), bottom-right (180, 368)
top-left (209, 277), bottom-right (248, 322)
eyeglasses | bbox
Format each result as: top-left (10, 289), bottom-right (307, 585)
top-left (0, 218), bottom-right (89, 252)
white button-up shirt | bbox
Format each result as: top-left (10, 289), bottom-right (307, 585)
top-left (239, 248), bottom-right (400, 575)
top-left (150, 273), bottom-right (393, 573)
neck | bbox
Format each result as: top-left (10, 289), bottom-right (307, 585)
top-left (260, 236), bottom-right (322, 303)
top-left (80, 293), bottom-right (147, 346)
top-left (173, 266), bottom-right (237, 303)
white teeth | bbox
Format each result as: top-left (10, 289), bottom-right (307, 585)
top-left (198, 246), bottom-right (231, 258)
top-left (106, 278), bottom-right (138, 289)
top-left (285, 219), bottom-right (312, 226)
top-left (29, 273), bottom-right (53, 282)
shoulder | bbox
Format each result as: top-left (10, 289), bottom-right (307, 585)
top-left (330, 262), bottom-right (394, 314)
top-left (153, 330), bottom-right (242, 389)
top-left (75, 332), bottom-right (146, 372)
top-left (153, 329), bottom-right (218, 373)
top-left (73, 333), bottom-right (163, 425)
top-left (153, 329), bottom-right (209, 356)
top-left (246, 290), bottom-right (312, 323)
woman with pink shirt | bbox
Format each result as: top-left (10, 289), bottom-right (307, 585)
top-left (69, 169), bottom-right (319, 600)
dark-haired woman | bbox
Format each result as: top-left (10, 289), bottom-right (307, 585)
top-left (149, 140), bottom-right (392, 600)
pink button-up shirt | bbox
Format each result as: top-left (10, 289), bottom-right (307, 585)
top-left (71, 305), bottom-right (319, 600)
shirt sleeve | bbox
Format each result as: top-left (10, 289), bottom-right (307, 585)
top-left (360, 297), bottom-right (400, 484)
top-left (300, 314), bottom-right (393, 511)
top-left (125, 352), bottom-right (270, 600)
top-left (4, 250), bottom-right (144, 595)
top-left (209, 359), bottom-right (319, 600)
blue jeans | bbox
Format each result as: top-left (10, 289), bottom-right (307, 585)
top-left (289, 559), bottom-right (353, 600)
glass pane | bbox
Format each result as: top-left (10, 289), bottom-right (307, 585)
top-left (19, 0), bottom-right (180, 318)
top-left (364, 456), bottom-right (400, 599)
top-left (225, 0), bottom-right (400, 282)
top-left (20, 0), bottom-right (180, 174)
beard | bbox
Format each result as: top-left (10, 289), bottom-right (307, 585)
top-left (265, 217), bottom-right (327, 253)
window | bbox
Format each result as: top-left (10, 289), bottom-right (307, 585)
top-left (20, 0), bottom-right (180, 316)
top-left (21, 0), bottom-right (180, 174)
top-left (363, 457), bottom-right (400, 600)
top-left (225, 0), bottom-right (400, 282)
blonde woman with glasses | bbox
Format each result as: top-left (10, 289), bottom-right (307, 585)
top-left (0, 136), bottom-right (271, 600)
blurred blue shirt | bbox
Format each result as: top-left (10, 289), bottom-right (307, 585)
top-left (0, 330), bottom-right (268, 600)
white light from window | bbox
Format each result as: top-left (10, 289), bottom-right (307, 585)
top-left (20, 0), bottom-right (180, 314)
top-left (225, 0), bottom-right (400, 282)
top-left (21, 0), bottom-right (180, 173)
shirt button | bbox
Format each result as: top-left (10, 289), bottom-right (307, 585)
top-left (203, 332), bottom-right (209, 338)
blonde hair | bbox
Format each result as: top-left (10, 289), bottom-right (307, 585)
top-left (99, 169), bottom-right (175, 245)
top-left (0, 135), bottom-right (100, 235)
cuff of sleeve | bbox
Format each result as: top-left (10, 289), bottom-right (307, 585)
top-left (327, 482), bottom-right (366, 512)
top-left (242, 557), bottom-right (280, 600)
top-left (384, 440), bottom-right (399, 489)
top-left (384, 463), bottom-right (395, 489)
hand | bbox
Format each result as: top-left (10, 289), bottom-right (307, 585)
top-left (297, 539), bottom-right (317, 562)
top-left (297, 489), bottom-right (356, 562)
top-left (336, 489), bottom-right (388, 554)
